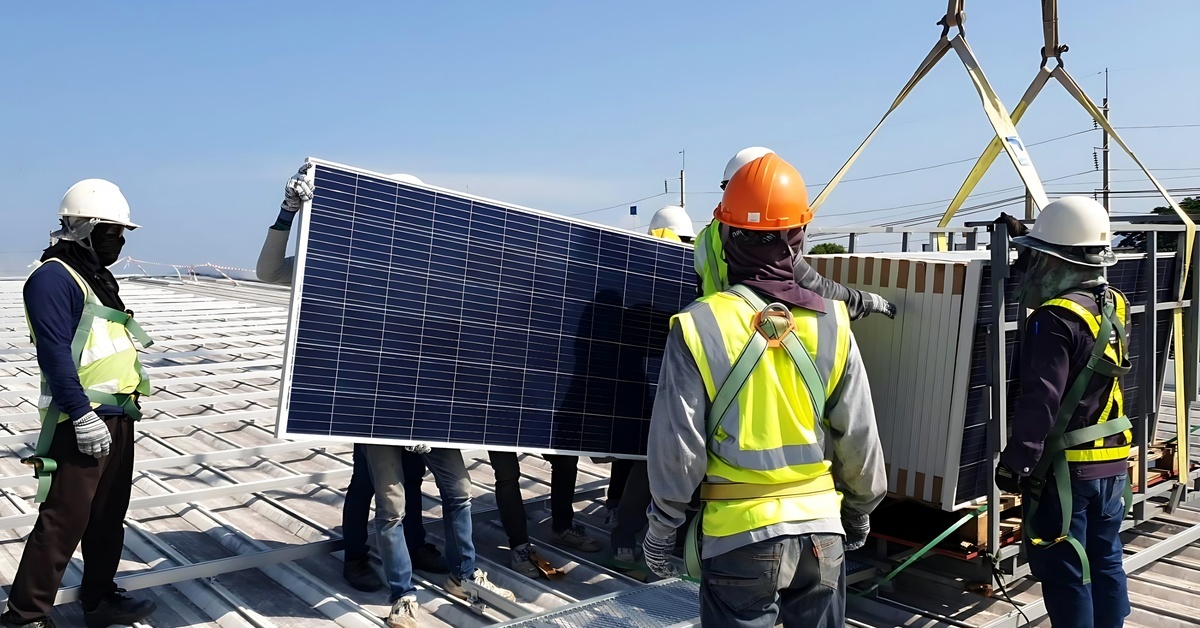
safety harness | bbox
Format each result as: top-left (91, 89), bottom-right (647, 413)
top-left (684, 284), bottom-right (836, 578)
top-left (1023, 287), bottom-right (1132, 584)
top-left (22, 258), bottom-right (153, 502)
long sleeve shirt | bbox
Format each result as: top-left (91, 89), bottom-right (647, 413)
top-left (256, 226), bottom-right (295, 286)
top-left (24, 263), bottom-right (125, 420)
top-left (646, 318), bottom-right (888, 557)
top-left (1000, 300), bottom-right (1130, 481)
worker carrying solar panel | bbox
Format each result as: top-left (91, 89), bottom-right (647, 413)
top-left (994, 197), bottom-right (1133, 626)
top-left (695, 147), bottom-right (897, 319)
top-left (4, 180), bottom-right (157, 628)
top-left (256, 167), bottom-right (514, 628)
top-left (644, 153), bottom-right (888, 627)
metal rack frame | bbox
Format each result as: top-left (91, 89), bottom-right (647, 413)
top-left (812, 220), bottom-right (1200, 595)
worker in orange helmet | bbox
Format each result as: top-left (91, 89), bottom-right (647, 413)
top-left (694, 147), bottom-right (895, 319)
top-left (645, 153), bottom-right (887, 627)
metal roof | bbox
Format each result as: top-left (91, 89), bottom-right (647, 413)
top-left (1, 275), bottom-right (1198, 627)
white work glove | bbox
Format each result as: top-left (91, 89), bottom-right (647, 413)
top-left (642, 531), bottom-right (679, 578)
top-left (843, 512), bottom-right (870, 551)
top-left (403, 444), bottom-right (432, 455)
top-left (73, 411), bottom-right (112, 459)
top-left (281, 164), bottom-right (315, 213)
top-left (861, 291), bottom-right (897, 319)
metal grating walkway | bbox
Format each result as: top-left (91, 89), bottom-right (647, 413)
top-left (495, 579), bottom-right (701, 628)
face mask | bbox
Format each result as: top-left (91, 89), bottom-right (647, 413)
top-left (90, 230), bottom-right (126, 266)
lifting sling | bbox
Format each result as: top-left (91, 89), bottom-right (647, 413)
top-left (683, 284), bottom-right (834, 578)
top-left (22, 261), bottom-right (152, 503)
top-left (1023, 288), bottom-right (1132, 585)
top-left (809, 0), bottom-right (1047, 217)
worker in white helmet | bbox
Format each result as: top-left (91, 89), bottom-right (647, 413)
top-left (3, 180), bottom-right (156, 628)
top-left (694, 147), bottom-right (896, 320)
top-left (994, 197), bottom-right (1131, 626)
top-left (257, 165), bottom-right (513, 628)
top-left (647, 205), bottom-right (696, 243)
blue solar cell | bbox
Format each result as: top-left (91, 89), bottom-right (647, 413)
top-left (280, 162), bottom-right (693, 457)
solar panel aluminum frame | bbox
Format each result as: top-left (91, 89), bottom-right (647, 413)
top-left (274, 157), bottom-right (692, 459)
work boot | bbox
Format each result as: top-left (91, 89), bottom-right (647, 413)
top-left (343, 555), bottom-right (383, 592)
top-left (445, 569), bottom-right (516, 602)
top-left (385, 595), bottom-right (420, 628)
top-left (613, 547), bottom-right (639, 569)
top-left (550, 524), bottom-right (601, 552)
top-left (0, 613), bottom-right (55, 628)
top-left (509, 543), bottom-right (541, 578)
top-left (83, 590), bottom-right (156, 628)
top-left (409, 543), bottom-right (449, 574)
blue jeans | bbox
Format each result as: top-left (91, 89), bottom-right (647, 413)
top-left (700, 534), bottom-right (845, 628)
top-left (342, 445), bottom-right (429, 561)
top-left (363, 445), bottom-right (476, 601)
top-left (1025, 474), bottom-right (1130, 628)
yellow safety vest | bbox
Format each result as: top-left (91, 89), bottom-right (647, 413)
top-left (673, 284), bottom-right (850, 548)
top-left (23, 258), bottom-right (152, 501)
top-left (693, 220), bottom-right (727, 297)
top-left (1039, 289), bottom-right (1131, 464)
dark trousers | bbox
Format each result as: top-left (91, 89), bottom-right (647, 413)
top-left (701, 534), bottom-right (846, 628)
top-left (4, 415), bottom-right (135, 622)
top-left (610, 460), bottom-right (652, 551)
top-left (1026, 474), bottom-right (1130, 628)
top-left (342, 445), bottom-right (428, 560)
top-left (489, 451), bottom-right (578, 546)
top-left (607, 458), bottom-right (635, 506)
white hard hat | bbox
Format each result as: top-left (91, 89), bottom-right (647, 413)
top-left (59, 179), bottom-right (139, 229)
top-left (648, 205), bottom-right (695, 239)
top-left (722, 146), bottom-right (775, 187)
top-left (1013, 196), bottom-right (1115, 267)
top-left (389, 173), bottom-right (424, 185)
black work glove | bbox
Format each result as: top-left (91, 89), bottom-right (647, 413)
top-left (996, 212), bottom-right (1029, 238)
top-left (994, 462), bottom-right (1023, 494)
top-left (841, 510), bottom-right (870, 551)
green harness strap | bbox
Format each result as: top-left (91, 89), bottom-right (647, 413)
top-left (685, 284), bottom-right (829, 579)
top-left (22, 299), bottom-right (151, 503)
top-left (1024, 292), bottom-right (1132, 586)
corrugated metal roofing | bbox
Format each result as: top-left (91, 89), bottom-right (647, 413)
top-left (1, 275), bottom-right (1198, 627)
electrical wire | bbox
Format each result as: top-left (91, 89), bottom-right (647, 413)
top-left (986, 552), bottom-right (1032, 626)
top-left (571, 192), bottom-right (671, 217)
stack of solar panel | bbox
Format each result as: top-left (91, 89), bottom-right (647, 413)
top-left (810, 250), bottom-right (1176, 511)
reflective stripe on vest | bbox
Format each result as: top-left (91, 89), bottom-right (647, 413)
top-left (693, 220), bottom-right (728, 297)
top-left (672, 287), bottom-right (850, 539)
top-left (1040, 290), bottom-right (1131, 463)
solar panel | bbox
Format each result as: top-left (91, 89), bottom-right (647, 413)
top-left (276, 159), bottom-right (693, 458)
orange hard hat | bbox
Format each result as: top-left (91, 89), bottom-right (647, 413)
top-left (714, 153), bottom-right (812, 230)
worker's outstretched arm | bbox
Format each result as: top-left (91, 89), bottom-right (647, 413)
top-left (826, 332), bottom-right (888, 516)
top-left (256, 227), bottom-right (295, 286)
top-left (794, 256), bottom-right (895, 320)
top-left (255, 166), bottom-right (313, 286)
top-left (645, 323), bottom-right (708, 541)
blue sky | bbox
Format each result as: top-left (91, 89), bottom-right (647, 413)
top-left (3, 1), bottom-right (1198, 274)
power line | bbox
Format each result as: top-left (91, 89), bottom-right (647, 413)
top-left (571, 192), bottom-right (670, 217)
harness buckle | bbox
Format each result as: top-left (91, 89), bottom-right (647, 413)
top-left (752, 304), bottom-right (796, 348)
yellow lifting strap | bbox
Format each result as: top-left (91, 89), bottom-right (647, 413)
top-left (809, 1), bottom-right (1047, 217)
top-left (929, 0), bottom-right (1195, 484)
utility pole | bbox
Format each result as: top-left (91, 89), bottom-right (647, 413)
top-left (1101, 68), bottom-right (1110, 213)
top-left (679, 150), bottom-right (686, 209)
